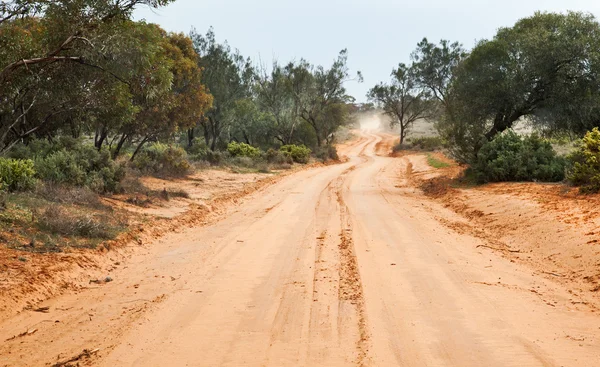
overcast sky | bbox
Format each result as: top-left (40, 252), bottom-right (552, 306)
top-left (135, 0), bottom-right (600, 102)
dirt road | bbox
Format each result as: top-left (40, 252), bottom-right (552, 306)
top-left (2, 132), bottom-right (600, 366)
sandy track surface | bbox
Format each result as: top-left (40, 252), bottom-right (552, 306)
top-left (1, 132), bottom-right (600, 366)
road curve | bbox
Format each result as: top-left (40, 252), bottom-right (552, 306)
top-left (1, 132), bottom-right (599, 366)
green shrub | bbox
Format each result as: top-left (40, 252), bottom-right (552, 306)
top-left (229, 156), bottom-right (255, 168)
top-left (280, 144), bottom-right (311, 163)
top-left (227, 142), bottom-right (261, 158)
top-left (205, 150), bottom-right (225, 166)
top-left (473, 130), bottom-right (565, 183)
top-left (392, 142), bottom-right (411, 152)
top-left (185, 139), bottom-right (209, 161)
top-left (567, 127), bottom-right (600, 193)
top-left (315, 144), bottom-right (339, 162)
top-left (0, 158), bottom-right (36, 192)
top-left (133, 143), bottom-right (191, 176)
top-left (35, 146), bottom-right (125, 192)
top-left (9, 138), bottom-right (125, 193)
top-left (266, 148), bottom-right (293, 164)
top-left (409, 136), bottom-right (445, 151)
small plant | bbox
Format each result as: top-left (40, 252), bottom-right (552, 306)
top-left (280, 144), bottom-right (311, 163)
top-left (0, 158), bottom-right (36, 192)
top-left (426, 154), bottom-right (450, 169)
top-left (266, 148), bottom-right (293, 164)
top-left (567, 127), bottom-right (600, 193)
top-left (133, 143), bottom-right (191, 176)
top-left (315, 144), bottom-right (339, 162)
top-left (227, 142), bottom-right (261, 158)
top-left (205, 150), bottom-right (225, 166)
top-left (37, 205), bottom-right (120, 239)
top-left (409, 136), bottom-right (445, 151)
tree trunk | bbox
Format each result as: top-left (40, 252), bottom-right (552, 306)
top-left (210, 135), bottom-right (217, 151)
top-left (187, 128), bottom-right (195, 147)
top-left (485, 110), bottom-right (523, 141)
top-left (130, 136), bottom-right (150, 162)
top-left (95, 126), bottom-right (108, 150)
top-left (113, 133), bottom-right (129, 159)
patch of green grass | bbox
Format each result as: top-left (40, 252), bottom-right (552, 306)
top-left (426, 154), bottom-right (451, 169)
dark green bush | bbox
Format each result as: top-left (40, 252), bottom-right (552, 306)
top-left (266, 148), bottom-right (293, 164)
top-left (280, 144), bottom-right (311, 163)
top-left (34, 146), bottom-right (125, 192)
top-left (408, 136), bottom-right (445, 151)
top-left (473, 130), bottom-right (565, 183)
top-left (567, 127), bottom-right (600, 193)
top-left (133, 143), bottom-right (191, 176)
top-left (227, 142), bottom-right (261, 158)
top-left (185, 139), bottom-right (209, 161)
top-left (0, 158), bottom-right (36, 192)
top-left (205, 150), bottom-right (225, 166)
top-left (8, 138), bottom-right (124, 193)
top-left (315, 144), bottom-right (339, 162)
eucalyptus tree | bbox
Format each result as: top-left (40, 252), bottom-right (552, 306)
top-left (368, 63), bottom-right (434, 144)
top-left (286, 50), bottom-right (359, 147)
top-left (190, 28), bottom-right (254, 151)
top-left (442, 11), bottom-right (600, 162)
top-left (0, 0), bottom-right (174, 153)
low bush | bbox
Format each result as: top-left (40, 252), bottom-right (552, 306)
top-left (0, 158), bottom-right (36, 192)
top-left (229, 156), bottom-right (256, 168)
top-left (314, 144), bottom-right (339, 162)
top-left (10, 138), bottom-right (125, 193)
top-left (266, 148), bottom-right (293, 164)
top-left (408, 136), bottom-right (445, 151)
top-left (393, 142), bottom-right (411, 152)
top-left (473, 130), bottom-right (565, 183)
top-left (426, 154), bottom-right (450, 169)
top-left (35, 146), bottom-right (125, 193)
top-left (567, 127), bottom-right (600, 193)
top-left (35, 183), bottom-right (104, 208)
top-left (227, 142), bottom-right (261, 158)
top-left (185, 139), bottom-right (209, 161)
top-left (133, 143), bottom-right (191, 176)
top-left (280, 144), bottom-right (311, 163)
top-left (38, 206), bottom-right (119, 239)
top-left (205, 150), bottom-right (225, 166)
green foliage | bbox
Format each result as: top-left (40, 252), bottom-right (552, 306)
top-left (133, 143), bottom-right (191, 176)
top-left (0, 1), bottom-right (176, 154)
top-left (567, 128), bottom-right (600, 193)
top-left (426, 154), bottom-right (450, 169)
top-left (205, 150), bottom-right (225, 166)
top-left (227, 142), bottom-right (261, 158)
top-left (11, 138), bottom-right (124, 193)
top-left (442, 11), bottom-right (600, 162)
top-left (315, 144), bottom-right (339, 162)
top-left (266, 148), bottom-right (293, 165)
top-left (472, 130), bottom-right (565, 183)
top-left (0, 158), bottom-right (36, 192)
top-left (280, 145), bottom-right (312, 163)
top-left (185, 139), bottom-right (209, 161)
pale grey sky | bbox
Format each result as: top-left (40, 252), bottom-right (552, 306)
top-left (135, 0), bottom-right (600, 102)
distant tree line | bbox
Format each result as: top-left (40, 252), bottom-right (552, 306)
top-left (0, 0), bottom-right (360, 163)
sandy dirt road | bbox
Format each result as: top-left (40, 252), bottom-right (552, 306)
top-left (1, 131), bottom-right (600, 366)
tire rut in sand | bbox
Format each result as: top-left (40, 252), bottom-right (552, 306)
top-left (332, 166), bottom-right (370, 366)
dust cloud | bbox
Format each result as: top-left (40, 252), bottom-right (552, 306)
top-left (358, 113), bottom-right (383, 132)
